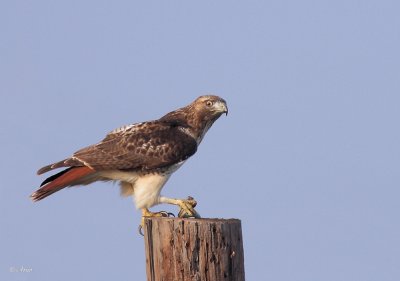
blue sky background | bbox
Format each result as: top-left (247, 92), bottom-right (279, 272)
top-left (1, 1), bottom-right (400, 280)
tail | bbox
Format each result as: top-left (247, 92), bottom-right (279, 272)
top-left (36, 158), bottom-right (84, 175)
top-left (31, 166), bottom-right (95, 201)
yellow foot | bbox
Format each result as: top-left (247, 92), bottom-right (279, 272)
top-left (177, 196), bottom-right (201, 219)
top-left (138, 209), bottom-right (174, 236)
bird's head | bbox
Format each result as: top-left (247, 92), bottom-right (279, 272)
top-left (159, 95), bottom-right (228, 144)
top-left (184, 95), bottom-right (228, 144)
top-left (192, 95), bottom-right (228, 119)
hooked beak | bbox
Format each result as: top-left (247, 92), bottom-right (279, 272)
top-left (216, 101), bottom-right (228, 116)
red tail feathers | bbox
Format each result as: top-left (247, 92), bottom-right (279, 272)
top-left (31, 166), bottom-right (94, 201)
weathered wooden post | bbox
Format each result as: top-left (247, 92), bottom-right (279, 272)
top-left (144, 217), bottom-right (245, 281)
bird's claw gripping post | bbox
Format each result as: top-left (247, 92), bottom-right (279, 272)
top-left (138, 210), bottom-right (175, 236)
top-left (138, 196), bottom-right (201, 236)
top-left (178, 196), bottom-right (201, 219)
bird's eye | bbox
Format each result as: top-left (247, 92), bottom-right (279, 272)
top-left (206, 100), bottom-right (213, 107)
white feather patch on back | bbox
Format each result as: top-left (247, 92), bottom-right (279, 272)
top-left (109, 123), bottom-right (139, 134)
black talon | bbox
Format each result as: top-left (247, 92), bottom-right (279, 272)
top-left (159, 211), bottom-right (170, 217)
top-left (157, 211), bottom-right (175, 217)
top-left (138, 225), bottom-right (144, 236)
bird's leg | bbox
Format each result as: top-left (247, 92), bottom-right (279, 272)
top-left (158, 196), bottom-right (201, 218)
top-left (138, 208), bottom-right (174, 235)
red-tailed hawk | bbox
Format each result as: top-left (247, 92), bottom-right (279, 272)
top-left (31, 95), bottom-right (228, 229)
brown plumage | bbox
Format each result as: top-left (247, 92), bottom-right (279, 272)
top-left (31, 95), bottom-right (228, 216)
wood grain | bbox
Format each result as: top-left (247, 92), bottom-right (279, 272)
top-left (144, 217), bottom-right (245, 281)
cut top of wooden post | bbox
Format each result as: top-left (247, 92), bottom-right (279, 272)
top-left (144, 217), bottom-right (245, 281)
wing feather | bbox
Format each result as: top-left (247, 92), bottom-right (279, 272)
top-left (70, 120), bottom-right (197, 171)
